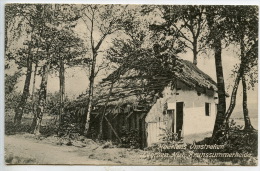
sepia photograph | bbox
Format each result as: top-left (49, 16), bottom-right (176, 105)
top-left (3, 3), bottom-right (258, 166)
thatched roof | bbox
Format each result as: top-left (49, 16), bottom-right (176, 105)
top-left (174, 59), bottom-right (218, 91)
top-left (94, 59), bottom-right (220, 107)
top-left (94, 68), bottom-right (153, 106)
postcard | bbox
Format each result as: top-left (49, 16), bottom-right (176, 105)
top-left (4, 3), bottom-right (258, 166)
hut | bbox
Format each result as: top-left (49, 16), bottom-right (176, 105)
top-left (90, 59), bottom-right (228, 148)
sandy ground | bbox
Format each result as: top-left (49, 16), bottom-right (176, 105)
top-left (4, 134), bottom-right (154, 165)
top-left (5, 135), bottom-right (118, 165)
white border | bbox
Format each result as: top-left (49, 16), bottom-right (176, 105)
top-left (0, 0), bottom-right (259, 171)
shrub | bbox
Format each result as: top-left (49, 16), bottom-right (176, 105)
top-left (146, 128), bottom-right (186, 154)
top-left (213, 119), bottom-right (258, 156)
top-left (5, 121), bottom-right (31, 135)
top-left (196, 119), bottom-right (258, 157)
top-left (120, 127), bottom-right (140, 149)
top-left (159, 127), bottom-right (179, 143)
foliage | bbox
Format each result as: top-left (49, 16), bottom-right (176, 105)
top-left (106, 7), bottom-right (181, 100)
top-left (5, 92), bottom-right (21, 112)
top-left (47, 28), bottom-right (86, 71)
top-left (57, 100), bottom-right (86, 138)
top-left (5, 72), bottom-right (22, 112)
top-left (58, 117), bottom-right (82, 138)
top-left (5, 121), bottom-right (31, 135)
top-left (5, 72), bottom-right (21, 95)
top-left (145, 128), bottom-right (185, 154)
top-left (159, 128), bottom-right (179, 143)
top-left (226, 6), bottom-right (258, 90)
top-left (45, 92), bottom-right (69, 115)
top-left (6, 4), bottom-right (86, 73)
top-left (141, 5), bottom-right (208, 65)
top-left (212, 119), bottom-right (258, 156)
top-left (120, 127), bottom-right (140, 149)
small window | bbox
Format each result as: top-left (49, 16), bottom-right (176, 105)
top-left (205, 103), bottom-right (211, 116)
top-left (167, 110), bottom-right (174, 115)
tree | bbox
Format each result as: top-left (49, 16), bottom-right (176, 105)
top-left (51, 28), bottom-right (85, 126)
top-left (235, 7), bottom-right (258, 131)
top-left (5, 4), bottom-right (49, 126)
top-left (5, 72), bottom-right (22, 112)
top-left (225, 41), bottom-right (258, 126)
top-left (222, 6), bottom-right (258, 131)
top-left (77, 4), bottom-right (129, 134)
top-left (30, 5), bottom-right (86, 134)
top-left (32, 63), bottom-right (49, 135)
top-left (240, 39), bottom-right (257, 130)
top-left (30, 4), bottom-right (61, 134)
top-left (143, 5), bottom-right (208, 65)
top-left (205, 6), bottom-right (258, 139)
top-left (205, 6), bottom-right (227, 139)
top-left (49, 4), bottom-right (85, 126)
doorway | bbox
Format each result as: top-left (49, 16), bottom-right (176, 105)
top-left (176, 102), bottom-right (184, 138)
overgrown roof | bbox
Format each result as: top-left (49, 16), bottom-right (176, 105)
top-left (94, 58), bottom-right (219, 107)
top-left (174, 59), bottom-right (218, 91)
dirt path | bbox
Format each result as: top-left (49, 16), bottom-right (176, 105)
top-left (5, 135), bottom-right (117, 165)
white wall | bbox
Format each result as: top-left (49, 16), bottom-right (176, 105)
top-left (145, 81), bottom-right (217, 146)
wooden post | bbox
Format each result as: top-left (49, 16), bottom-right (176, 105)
top-left (108, 114), bottom-right (113, 140)
top-left (104, 116), bottom-right (122, 143)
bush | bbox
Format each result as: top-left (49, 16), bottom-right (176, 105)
top-left (159, 127), bottom-right (179, 143)
top-left (5, 92), bottom-right (21, 112)
top-left (5, 121), bottom-right (31, 135)
top-left (120, 127), bottom-right (140, 149)
top-left (145, 128), bottom-right (186, 154)
top-left (196, 119), bottom-right (258, 158)
top-left (212, 119), bottom-right (258, 156)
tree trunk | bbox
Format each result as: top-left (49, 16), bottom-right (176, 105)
top-left (14, 49), bottom-right (33, 126)
top-left (225, 37), bottom-right (245, 122)
top-left (212, 38), bottom-right (226, 138)
top-left (31, 62), bottom-right (38, 101)
top-left (59, 57), bottom-right (65, 125)
top-left (193, 40), bottom-right (198, 66)
top-left (242, 75), bottom-right (254, 130)
top-left (84, 53), bottom-right (97, 135)
top-left (83, 10), bottom-right (109, 135)
top-left (225, 68), bottom-right (242, 122)
top-left (31, 62), bottom-right (38, 116)
top-left (31, 63), bottom-right (50, 135)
